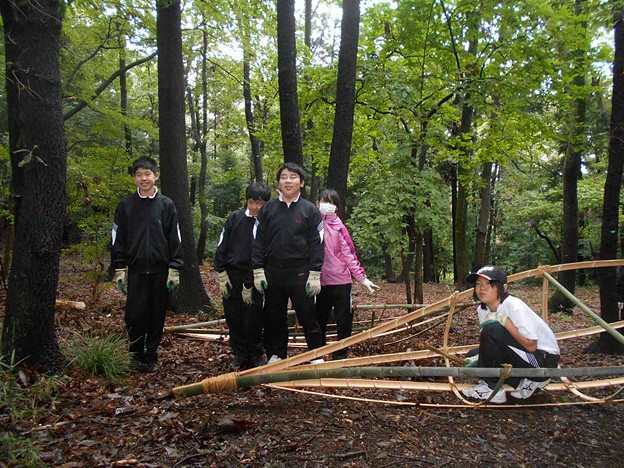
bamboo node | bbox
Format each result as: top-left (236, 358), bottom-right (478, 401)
top-left (201, 372), bottom-right (239, 394)
top-left (536, 264), bottom-right (552, 277)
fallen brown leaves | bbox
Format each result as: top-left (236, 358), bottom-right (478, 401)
top-left (3, 263), bottom-right (624, 467)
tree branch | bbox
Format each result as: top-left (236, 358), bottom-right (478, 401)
top-left (63, 51), bottom-right (157, 121)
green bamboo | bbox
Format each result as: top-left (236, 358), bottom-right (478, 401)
top-left (170, 365), bottom-right (624, 399)
top-left (543, 271), bottom-right (624, 346)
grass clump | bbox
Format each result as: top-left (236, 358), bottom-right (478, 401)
top-left (0, 352), bottom-right (61, 466)
top-left (0, 432), bottom-right (42, 467)
top-left (67, 332), bottom-right (131, 381)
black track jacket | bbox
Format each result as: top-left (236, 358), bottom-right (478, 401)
top-left (111, 190), bottom-right (183, 274)
top-left (252, 195), bottom-right (324, 271)
top-left (214, 208), bottom-right (256, 274)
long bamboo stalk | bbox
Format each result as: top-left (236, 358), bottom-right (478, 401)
top-left (543, 271), bottom-right (624, 346)
top-left (171, 365), bottom-right (624, 399)
top-left (170, 261), bottom-right (624, 400)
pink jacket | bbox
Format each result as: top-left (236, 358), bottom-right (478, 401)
top-left (320, 213), bottom-right (367, 286)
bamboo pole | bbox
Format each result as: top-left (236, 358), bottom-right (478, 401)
top-left (354, 304), bottom-right (427, 310)
top-left (542, 271), bottom-right (624, 346)
top-left (170, 365), bottom-right (624, 399)
top-left (541, 274), bottom-right (549, 322)
top-left (170, 261), bottom-right (624, 399)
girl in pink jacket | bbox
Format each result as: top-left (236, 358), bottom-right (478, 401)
top-left (316, 189), bottom-right (379, 359)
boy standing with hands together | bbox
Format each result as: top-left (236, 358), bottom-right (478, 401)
top-left (111, 157), bottom-right (183, 373)
top-left (252, 163), bottom-right (325, 363)
top-left (214, 182), bottom-right (271, 370)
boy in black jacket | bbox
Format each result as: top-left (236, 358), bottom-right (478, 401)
top-left (214, 182), bottom-right (271, 370)
top-left (252, 163), bottom-right (324, 363)
top-left (111, 157), bottom-right (183, 373)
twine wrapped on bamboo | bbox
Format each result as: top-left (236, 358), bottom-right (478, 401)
top-left (171, 365), bottom-right (624, 399)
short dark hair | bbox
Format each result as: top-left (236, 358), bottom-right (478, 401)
top-left (319, 188), bottom-right (341, 208)
top-left (473, 280), bottom-right (509, 307)
top-left (132, 157), bottom-right (159, 175)
top-left (246, 182), bottom-right (271, 202)
top-left (276, 162), bottom-right (306, 182)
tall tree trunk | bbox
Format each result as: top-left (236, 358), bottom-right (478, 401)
top-left (552, 0), bottom-right (588, 312)
top-left (244, 50), bottom-right (263, 182)
top-left (452, 10), bottom-right (478, 289)
top-left (1, 0), bottom-right (66, 371)
top-left (473, 162), bottom-right (494, 270)
top-left (156, 0), bottom-right (211, 313)
top-left (326, 0), bottom-right (360, 210)
top-left (119, 46), bottom-right (132, 157)
top-left (423, 228), bottom-right (434, 282)
top-left (592, 5), bottom-right (624, 354)
top-left (193, 28), bottom-right (210, 262)
top-left (276, 0), bottom-right (304, 167)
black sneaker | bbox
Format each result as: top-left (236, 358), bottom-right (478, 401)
top-left (246, 356), bottom-right (267, 369)
top-left (131, 358), bottom-right (148, 372)
top-left (142, 362), bottom-right (160, 373)
top-left (230, 355), bottom-right (247, 371)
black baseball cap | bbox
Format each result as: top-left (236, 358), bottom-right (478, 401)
top-left (466, 265), bottom-right (508, 285)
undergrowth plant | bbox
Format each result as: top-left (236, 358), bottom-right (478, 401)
top-left (66, 332), bottom-right (132, 381)
top-left (0, 351), bottom-right (60, 466)
top-left (0, 433), bottom-right (42, 467)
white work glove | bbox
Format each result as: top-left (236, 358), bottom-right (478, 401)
top-left (305, 271), bottom-right (321, 297)
top-left (217, 271), bottom-right (233, 298)
top-left (242, 285), bottom-right (253, 305)
top-left (253, 268), bottom-right (268, 294)
top-left (480, 311), bottom-right (508, 329)
top-left (359, 278), bottom-right (380, 293)
top-left (167, 268), bottom-right (180, 292)
top-left (113, 268), bottom-right (127, 294)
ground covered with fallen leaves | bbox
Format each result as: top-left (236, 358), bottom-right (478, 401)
top-left (6, 262), bottom-right (624, 467)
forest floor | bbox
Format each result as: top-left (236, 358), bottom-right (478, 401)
top-left (3, 260), bottom-right (624, 467)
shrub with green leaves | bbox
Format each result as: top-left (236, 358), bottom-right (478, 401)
top-left (67, 333), bottom-right (131, 381)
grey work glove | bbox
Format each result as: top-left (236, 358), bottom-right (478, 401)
top-left (305, 271), bottom-right (321, 297)
top-left (167, 268), bottom-right (180, 293)
top-left (359, 278), bottom-right (380, 293)
top-left (464, 354), bottom-right (479, 367)
top-left (253, 268), bottom-right (268, 294)
top-left (217, 271), bottom-right (233, 298)
top-left (113, 268), bottom-right (127, 294)
top-left (242, 285), bottom-right (253, 305)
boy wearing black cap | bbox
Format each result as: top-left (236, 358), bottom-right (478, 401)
top-left (462, 265), bottom-right (560, 403)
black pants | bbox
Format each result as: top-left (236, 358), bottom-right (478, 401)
top-left (125, 271), bottom-right (169, 364)
top-left (263, 264), bottom-right (323, 358)
top-left (223, 269), bottom-right (263, 363)
top-left (478, 322), bottom-right (560, 388)
top-left (315, 283), bottom-right (352, 359)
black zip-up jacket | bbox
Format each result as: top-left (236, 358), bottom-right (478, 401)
top-left (111, 190), bottom-right (183, 274)
top-left (214, 208), bottom-right (256, 274)
top-left (252, 196), bottom-right (324, 271)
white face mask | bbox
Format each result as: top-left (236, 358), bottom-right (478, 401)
top-left (319, 202), bottom-right (337, 215)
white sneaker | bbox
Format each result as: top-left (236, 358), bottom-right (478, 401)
top-left (309, 358), bottom-right (324, 364)
top-left (510, 378), bottom-right (550, 399)
top-left (461, 380), bottom-right (507, 404)
top-left (267, 355), bottom-right (282, 364)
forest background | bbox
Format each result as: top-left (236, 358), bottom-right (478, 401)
top-left (1, 1), bottom-right (624, 464)
top-left (1, 0), bottom-right (624, 368)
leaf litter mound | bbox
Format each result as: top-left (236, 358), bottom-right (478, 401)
top-left (6, 263), bottom-right (624, 467)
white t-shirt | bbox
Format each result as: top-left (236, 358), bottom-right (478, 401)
top-left (477, 295), bottom-right (560, 355)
